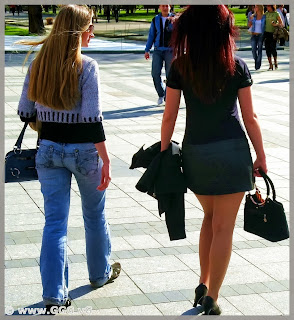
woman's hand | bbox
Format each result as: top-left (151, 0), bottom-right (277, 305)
top-left (253, 157), bottom-right (267, 177)
top-left (97, 162), bottom-right (111, 191)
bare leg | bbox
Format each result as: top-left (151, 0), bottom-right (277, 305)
top-left (196, 195), bottom-right (214, 287)
top-left (196, 192), bottom-right (244, 302)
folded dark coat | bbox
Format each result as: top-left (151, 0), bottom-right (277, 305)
top-left (130, 141), bottom-right (187, 240)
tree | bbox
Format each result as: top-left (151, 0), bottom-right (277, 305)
top-left (28, 5), bottom-right (45, 35)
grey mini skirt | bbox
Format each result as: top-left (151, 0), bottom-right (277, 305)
top-left (182, 138), bottom-right (255, 195)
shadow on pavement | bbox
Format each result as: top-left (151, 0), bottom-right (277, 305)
top-left (103, 104), bottom-right (164, 119)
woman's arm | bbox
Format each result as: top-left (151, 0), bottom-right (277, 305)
top-left (94, 141), bottom-right (111, 190)
top-left (238, 86), bottom-right (267, 176)
top-left (161, 87), bottom-right (181, 151)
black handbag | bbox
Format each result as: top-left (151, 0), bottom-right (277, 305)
top-left (5, 122), bottom-right (38, 183)
top-left (244, 170), bottom-right (289, 242)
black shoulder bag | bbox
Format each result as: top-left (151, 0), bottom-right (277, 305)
top-left (244, 170), bottom-right (289, 242)
top-left (5, 122), bottom-right (38, 183)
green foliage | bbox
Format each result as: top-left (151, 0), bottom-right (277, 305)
top-left (5, 25), bottom-right (29, 36)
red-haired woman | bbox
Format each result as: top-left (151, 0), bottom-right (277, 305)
top-left (161, 5), bottom-right (267, 315)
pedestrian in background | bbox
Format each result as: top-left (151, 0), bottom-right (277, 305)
top-left (276, 5), bottom-right (288, 45)
top-left (264, 5), bottom-right (283, 70)
top-left (17, 4), bottom-right (120, 313)
top-left (113, 5), bottom-right (119, 23)
top-left (248, 5), bottom-right (266, 70)
top-left (145, 4), bottom-right (175, 106)
top-left (105, 5), bottom-right (110, 23)
top-left (246, 5), bottom-right (255, 26)
top-left (161, 5), bottom-right (267, 315)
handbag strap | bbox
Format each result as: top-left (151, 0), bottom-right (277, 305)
top-left (14, 122), bottom-right (29, 151)
top-left (259, 169), bottom-right (276, 201)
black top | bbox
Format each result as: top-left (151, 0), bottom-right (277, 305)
top-left (166, 56), bottom-right (253, 145)
top-left (20, 115), bottom-right (106, 143)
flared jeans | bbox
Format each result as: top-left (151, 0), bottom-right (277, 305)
top-left (36, 139), bottom-right (111, 306)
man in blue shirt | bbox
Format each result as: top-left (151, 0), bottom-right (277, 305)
top-left (145, 5), bottom-right (174, 105)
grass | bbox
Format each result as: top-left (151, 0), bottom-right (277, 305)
top-left (5, 25), bottom-right (29, 36)
top-left (105, 7), bottom-right (248, 27)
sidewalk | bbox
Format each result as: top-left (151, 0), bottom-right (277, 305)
top-left (4, 49), bottom-right (289, 316)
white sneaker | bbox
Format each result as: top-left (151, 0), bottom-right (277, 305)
top-left (157, 96), bottom-right (164, 105)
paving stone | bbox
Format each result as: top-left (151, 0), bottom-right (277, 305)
top-left (175, 246), bottom-right (194, 254)
top-left (5, 239), bottom-right (15, 245)
top-left (159, 247), bottom-right (178, 255)
top-left (92, 297), bottom-right (116, 309)
top-left (130, 270), bottom-right (198, 293)
top-left (223, 264), bottom-right (273, 286)
top-left (219, 285), bottom-right (239, 297)
top-left (278, 280), bottom-right (289, 289)
top-left (68, 254), bottom-right (86, 264)
top-left (145, 292), bottom-right (169, 304)
top-left (13, 238), bottom-right (31, 245)
top-left (229, 284), bottom-right (255, 295)
top-left (247, 282), bottom-right (272, 294)
top-left (126, 229), bottom-right (146, 236)
top-left (119, 255), bottom-right (189, 275)
top-left (233, 241), bottom-right (252, 249)
top-left (227, 294), bottom-right (282, 315)
top-left (115, 250), bottom-right (134, 259)
top-left (5, 260), bottom-right (22, 269)
top-left (128, 294), bottom-right (152, 306)
top-left (72, 299), bottom-right (97, 310)
top-left (20, 258), bottom-right (39, 268)
top-left (110, 296), bottom-right (134, 308)
top-left (130, 249), bottom-right (149, 258)
top-left (28, 236), bottom-right (42, 244)
top-left (260, 291), bottom-right (289, 314)
top-left (163, 290), bottom-right (186, 302)
top-left (145, 248), bottom-right (165, 257)
top-left (246, 240), bottom-right (267, 248)
top-left (264, 281), bottom-right (287, 292)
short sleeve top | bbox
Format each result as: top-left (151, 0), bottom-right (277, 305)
top-left (167, 56), bottom-right (253, 145)
top-left (265, 11), bottom-right (280, 32)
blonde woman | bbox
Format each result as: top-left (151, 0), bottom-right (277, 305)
top-left (17, 5), bottom-right (121, 313)
top-left (248, 5), bottom-right (266, 70)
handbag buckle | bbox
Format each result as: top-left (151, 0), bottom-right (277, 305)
top-left (13, 146), bottom-right (22, 154)
top-left (10, 168), bottom-right (20, 178)
top-left (263, 214), bottom-right (267, 223)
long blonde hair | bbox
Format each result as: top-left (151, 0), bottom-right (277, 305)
top-left (254, 5), bottom-right (264, 16)
top-left (17, 5), bottom-right (92, 110)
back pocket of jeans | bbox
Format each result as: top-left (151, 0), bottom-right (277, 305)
top-left (75, 149), bottom-right (99, 176)
top-left (35, 145), bottom-right (54, 168)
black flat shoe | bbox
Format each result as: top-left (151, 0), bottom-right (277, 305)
top-left (202, 296), bottom-right (221, 315)
top-left (193, 283), bottom-right (208, 307)
top-left (46, 298), bottom-right (71, 315)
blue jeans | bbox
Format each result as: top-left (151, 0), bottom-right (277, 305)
top-left (151, 49), bottom-right (173, 98)
top-left (36, 140), bottom-right (111, 306)
top-left (251, 34), bottom-right (264, 70)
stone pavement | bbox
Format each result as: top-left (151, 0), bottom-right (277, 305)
top-left (4, 47), bottom-right (289, 316)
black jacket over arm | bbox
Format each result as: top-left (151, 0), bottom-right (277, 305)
top-left (130, 141), bottom-right (187, 240)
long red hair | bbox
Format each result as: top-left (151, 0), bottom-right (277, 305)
top-left (171, 5), bottom-right (238, 104)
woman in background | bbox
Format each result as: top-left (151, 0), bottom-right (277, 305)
top-left (264, 5), bottom-right (283, 70)
top-left (248, 5), bottom-right (266, 70)
top-left (161, 5), bottom-right (267, 315)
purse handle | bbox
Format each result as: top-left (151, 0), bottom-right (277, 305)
top-left (259, 169), bottom-right (276, 201)
top-left (14, 122), bottom-right (29, 153)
